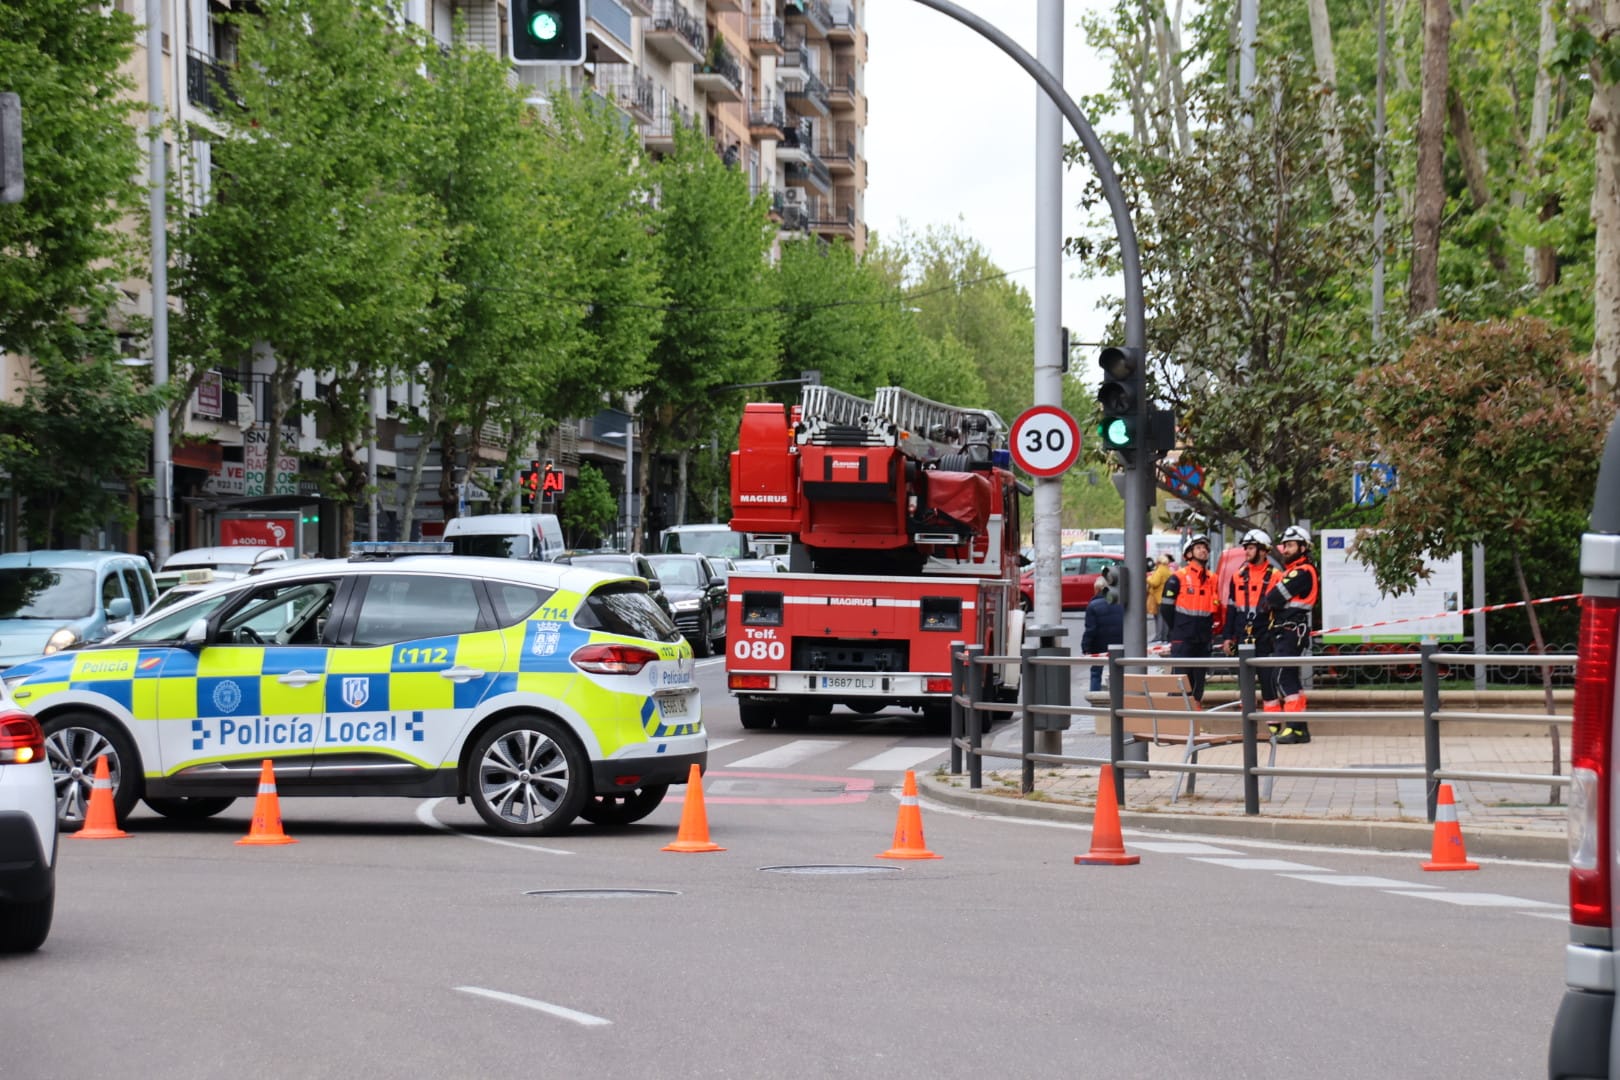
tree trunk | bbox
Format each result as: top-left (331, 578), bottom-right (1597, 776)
top-left (1409, 0), bottom-right (1451, 318)
top-left (436, 415), bottom-right (459, 523)
top-left (1518, 0), bottom-right (1556, 279)
top-left (1587, 0), bottom-right (1620, 395)
top-left (1446, 87), bottom-right (1510, 273)
top-left (1167, 0), bottom-right (1191, 155)
top-left (675, 448), bottom-right (690, 528)
top-left (1512, 549), bottom-right (1562, 805)
top-left (1306, 0), bottom-right (1352, 210)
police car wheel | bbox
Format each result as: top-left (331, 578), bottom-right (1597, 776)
top-left (468, 715), bottom-right (588, 836)
top-left (578, 784), bottom-right (670, 826)
top-left (144, 796), bottom-right (236, 821)
top-left (43, 712), bottom-right (140, 831)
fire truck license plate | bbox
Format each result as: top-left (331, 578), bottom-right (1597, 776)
top-left (657, 693), bottom-right (691, 719)
top-left (821, 675), bottom-right (878, 690)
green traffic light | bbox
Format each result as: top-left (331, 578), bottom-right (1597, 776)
top-left (528, 10), bottom-right (561, 41)
top-left (1101, 416), bottom-right (1134, 448)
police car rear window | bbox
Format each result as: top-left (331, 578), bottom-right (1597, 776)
top-left (575, 583), bottom-right (681, 643)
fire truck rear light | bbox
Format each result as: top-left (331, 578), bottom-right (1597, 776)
top-left (741, 592), bottom-right (783, 627)
top-left (925, 677), bottom-right (952, 694)
top-left (1570, 595), bottom-right (1619, 928)
top-left (729, 674), bottom-right (776, 691)
top-left (920, 596), bottom-right (962, 631)
top-left (570, 643), bottom-right (661, 675)
top-left (0, 711), bottom-right (44, 764)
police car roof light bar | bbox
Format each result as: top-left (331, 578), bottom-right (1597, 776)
top-left (349, 541), bottom-right (454, 560)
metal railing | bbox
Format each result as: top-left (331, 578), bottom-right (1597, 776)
top-left (186, 49), bottom-right (232, 112)
top-left (948, 640), bottom-right (1574, 823)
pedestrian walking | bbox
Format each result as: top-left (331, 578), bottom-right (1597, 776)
top-left (1265, 524), bottom-right (1320, 743)
top-left (1080, 580), bottom-right (1124, 692)
top-left (1223, 529), bottom-right (1283, 730)
top-left (1159, 533), bottom-right (1221, 703)
top-left (1146, 553), bottom-right (1174, 643)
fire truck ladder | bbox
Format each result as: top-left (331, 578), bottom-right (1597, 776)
top-left (797, 385), bottom-right (893, 447)
top-left (871, 387), bottom-right (1008, 464)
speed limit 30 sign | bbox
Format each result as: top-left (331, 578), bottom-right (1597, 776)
top-left (1008, 405), bottom-right (1081, 477)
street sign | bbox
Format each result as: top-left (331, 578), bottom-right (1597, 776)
top-left (1353, 462), bottom-right (1396, 507)
top-left (1168, 459), bottom-right (1204, 496)
top-left (1008, 405), bottom-right (1081, 477)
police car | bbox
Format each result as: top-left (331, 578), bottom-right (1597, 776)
top-left (3, 547), bottom-right (704, 837)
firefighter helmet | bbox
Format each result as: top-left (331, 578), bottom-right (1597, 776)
top-left (1279, 524), bottom-right (1311, 547)
top-left (1183, 533), bottom-right (1210, 557)
top-left (1240, 528), bottom-right (1272, 549)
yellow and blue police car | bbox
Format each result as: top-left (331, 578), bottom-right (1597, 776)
top-left (3, 547), bottom-right (704, 837)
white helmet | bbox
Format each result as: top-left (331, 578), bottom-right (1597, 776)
top-left (1183, 533), bottom-right (1210, 557)
top-left (1279, 524), bottom-right (1311, 546)
top-left (1240, 528), bottom-right (1272, 549)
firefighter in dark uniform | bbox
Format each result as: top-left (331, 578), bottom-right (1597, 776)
top-left (1160, 533), bottom-right (1221, 703)
top-left (1223, 528), bottom-right (1283, 731)
top-left (1265, 524), bottom-right (1320, 743)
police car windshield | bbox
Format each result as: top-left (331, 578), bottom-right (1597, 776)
top-left (0, 568), bottom-right (95, 619)
top-left (450, 534), bottom-right (532, 559)
top-left (576, 583), bottom-right (681, 643)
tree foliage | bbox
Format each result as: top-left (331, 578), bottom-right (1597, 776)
top-left (559, 463), bottom-right (618, 547)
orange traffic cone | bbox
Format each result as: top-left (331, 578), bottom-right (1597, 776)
top-left (1421, 783), bottom-right (1478, 871)
top-left (1075, 764), bottom-right (1139, 866)
top-left (71, 755), bottom-right (129, 840)
top-left (877, 770), bottom-right (940, 860)
top-left (662, 763), bottom-right (724, 853)
top-left (237, 759), bottom-right (297, 846)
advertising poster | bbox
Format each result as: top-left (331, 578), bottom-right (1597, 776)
top-left (219, 517), bottom-right (297, 548)
top-left (1319, 528), bottom-right (1464, 643)
top-left (243, 427), bottom-right (300, 496)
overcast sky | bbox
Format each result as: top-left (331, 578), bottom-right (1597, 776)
top-left (863, 1), bottom-right (1120, 391)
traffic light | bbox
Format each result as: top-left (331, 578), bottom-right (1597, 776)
top-left (1096, 345), bottom-right (1144, 457)
top-left (510, 0), bottom-right (586, 65)
top-left (1099, 561), bottom-right (1127, 607)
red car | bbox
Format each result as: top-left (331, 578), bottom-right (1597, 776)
top-left (1018, 552), bottom-right (1124, 611)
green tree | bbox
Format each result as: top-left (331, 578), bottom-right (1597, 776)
top-left (559, 464), bottom-right (618, 547)
top-left (638, 120), bottom-right (779, 542)
top-left (0, 1), bottom-right (166, 546)
top-left (775, 239), bottom-right (919, 394)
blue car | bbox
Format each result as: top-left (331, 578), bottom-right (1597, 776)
top-left (0, 551), bottom-right (158, 669)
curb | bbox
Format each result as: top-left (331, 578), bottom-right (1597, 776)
top-left (916, 772), bottom-right (1566, 862)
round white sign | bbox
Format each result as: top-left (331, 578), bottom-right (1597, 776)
top-left (1008, 405), bottom-right (1081, 477)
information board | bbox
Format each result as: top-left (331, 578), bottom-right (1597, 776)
top-left (1319, 528), bottom-right (1464, 643)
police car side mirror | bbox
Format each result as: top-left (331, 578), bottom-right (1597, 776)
top-left (183, 618), bottom-right (209, 647)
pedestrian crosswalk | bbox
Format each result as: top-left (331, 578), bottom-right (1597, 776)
top-left (706, 735), bottom-right (948, 777)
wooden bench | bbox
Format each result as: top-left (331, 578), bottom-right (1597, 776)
top-left (1118, 673), bottom-right (1276, 803)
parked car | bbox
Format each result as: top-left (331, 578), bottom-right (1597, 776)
top-left (157, 545), bottom-right (291, 594)
top-left (554, 552), bottom-right (674, 619)
top-left (647, 554), bottom-right (727, 658)
top-left (0, 698), bottom-right (55, 952)
top-left (1017, 552), bottom-right (1124, 612)
top-left (0, 551), bottom-right (158, 669)
top-left (7, 552), bottom-right (703, 837)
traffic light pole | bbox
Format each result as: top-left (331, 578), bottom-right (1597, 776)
top-left (907, 0), bottom-right (1148, 657)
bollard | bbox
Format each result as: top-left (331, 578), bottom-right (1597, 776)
top-left (1238, 644), bottom-right (1259, 814)
top-left (965, 644), bottom-right (984, 790)
top-left (1020, 644), bottom-right (1038, 794)
top-left (1107, 644), bottom-right (1127, 804)
top-left (1421, 641), bottom-right (1440, 822)
top-left (949, 641), bottom-right (965, 775)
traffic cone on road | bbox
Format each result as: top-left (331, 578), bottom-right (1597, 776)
top-left (877, 770), bottom-right (940, 860)
top-left (1074, 765), bottom-right (1139, 866)
top-left (662, 763), bottom-right (724, 853)
top-left (71, 755), bottom-right (129, 840)
top-left (1421, 783), bottom-right (1478, 871)
top-left (236, 759), bottom-right (297, 846)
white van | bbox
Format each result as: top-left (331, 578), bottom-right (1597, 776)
top-left (441, 513), bottom-right (566, 562)
top-left (660, 523), bottom-right (758, 561)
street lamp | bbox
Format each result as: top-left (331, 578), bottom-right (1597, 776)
top-left (601, 420), bottom-right (635, 552)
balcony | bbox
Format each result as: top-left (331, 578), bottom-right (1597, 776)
top-left (693, 45), bottom-right (744, 103)
top-left (748, 96), bottom-right (786, 136)
top-left (186, 49), bottom-right (234, 113)
top-left (749, 16), bottom-right (784, 54)
top-left (620, 0), bottom-right (652, 14)
top-left (817, 136), bottom-right (855, 175)
top-left (775, 118), bottom-right (811, 163)
top-left (826, 1), bottom-right (858, 43)
top-left (811, 197), bottom-right (858, 239)
top-left (586, 0), bottom-right (636, 65)
top-left (779, 195), bottom-right (812, 233)
top-left (784, 156), bottom-right (831, 194)
top-left (642, 98), bottom-right (696, 153)
top-left (647, 0), bottom-right (706, 64)
top-left (779, 37), bottom-right (809, 74)
top-left (827, 66), bottom-right (859, 111)
top-left (785, 0), bottom-right (831, 39)
top-left (595, 63), bottom-right (656, 122)
top-left (785, 71), bottom-right (829, 117)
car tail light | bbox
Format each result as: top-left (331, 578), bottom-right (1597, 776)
top-left (925, 677), bottom-right (952, 693)
top-left (0, 711), bottom-right (45, 765)
top-left (1571, 595), bottom-right (1619, 928)
top-left (571, 643), bottom-right (661, 676)
top-left (729, 674), bottom-right (775, 691)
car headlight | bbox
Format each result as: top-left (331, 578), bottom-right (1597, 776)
top-left (43, 627), bottom-right (80, 655)
top-left (671, 599), bottom-right (702, 612)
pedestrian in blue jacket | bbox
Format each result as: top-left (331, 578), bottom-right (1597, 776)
top-left (1081, 580), bottom-right (1125, 692)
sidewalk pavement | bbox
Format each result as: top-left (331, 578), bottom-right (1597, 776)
top-left (917, 725), bottom-right (1571, 862)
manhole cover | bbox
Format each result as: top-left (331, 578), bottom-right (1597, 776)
top-left (758, 864), bottom-right (902, 876)
top-left (524, 889), bottom-right (680, 899)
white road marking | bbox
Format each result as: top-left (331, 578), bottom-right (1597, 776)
top-left (1129, 841), bottom-right (1243, 855)
top-left (414, 800), bottom-right (573, 856)
top-left (455, 986), bottom-right (611, 1027)
top-left (848, 746), bottom-right (946, 772)
top-left (1279, 874), bottom-right (1440, 889)
top-left (705, 738), bottom-right (742, 752)
top-left (725, 739), bottom-right (845, 770)
top-left (1192, 857), bottom-right (1331, 872)
top-left (1383, 890), bottom-right (1562, 908)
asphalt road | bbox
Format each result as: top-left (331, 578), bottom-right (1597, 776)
top-left (5, 651), bottom-right (1568, 1079)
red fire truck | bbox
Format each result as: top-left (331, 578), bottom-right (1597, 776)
top-left (724, 386), bottom-right (1026, 730)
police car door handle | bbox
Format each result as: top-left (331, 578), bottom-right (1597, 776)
top-left (440, 666), bottom-right (484, 683)
top-left (277, 670), bottom-right (320, 688)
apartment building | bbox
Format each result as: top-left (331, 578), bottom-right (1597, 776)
top-left (35, 0), bottom-right (866, 554)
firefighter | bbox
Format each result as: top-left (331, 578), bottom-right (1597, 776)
top-left (1160, 533), bottom-right (1221, 702)
top-left (1222, 528), bottom-right (1283, 731)
top-left (1265, 524), bottom-right (1320, 743)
